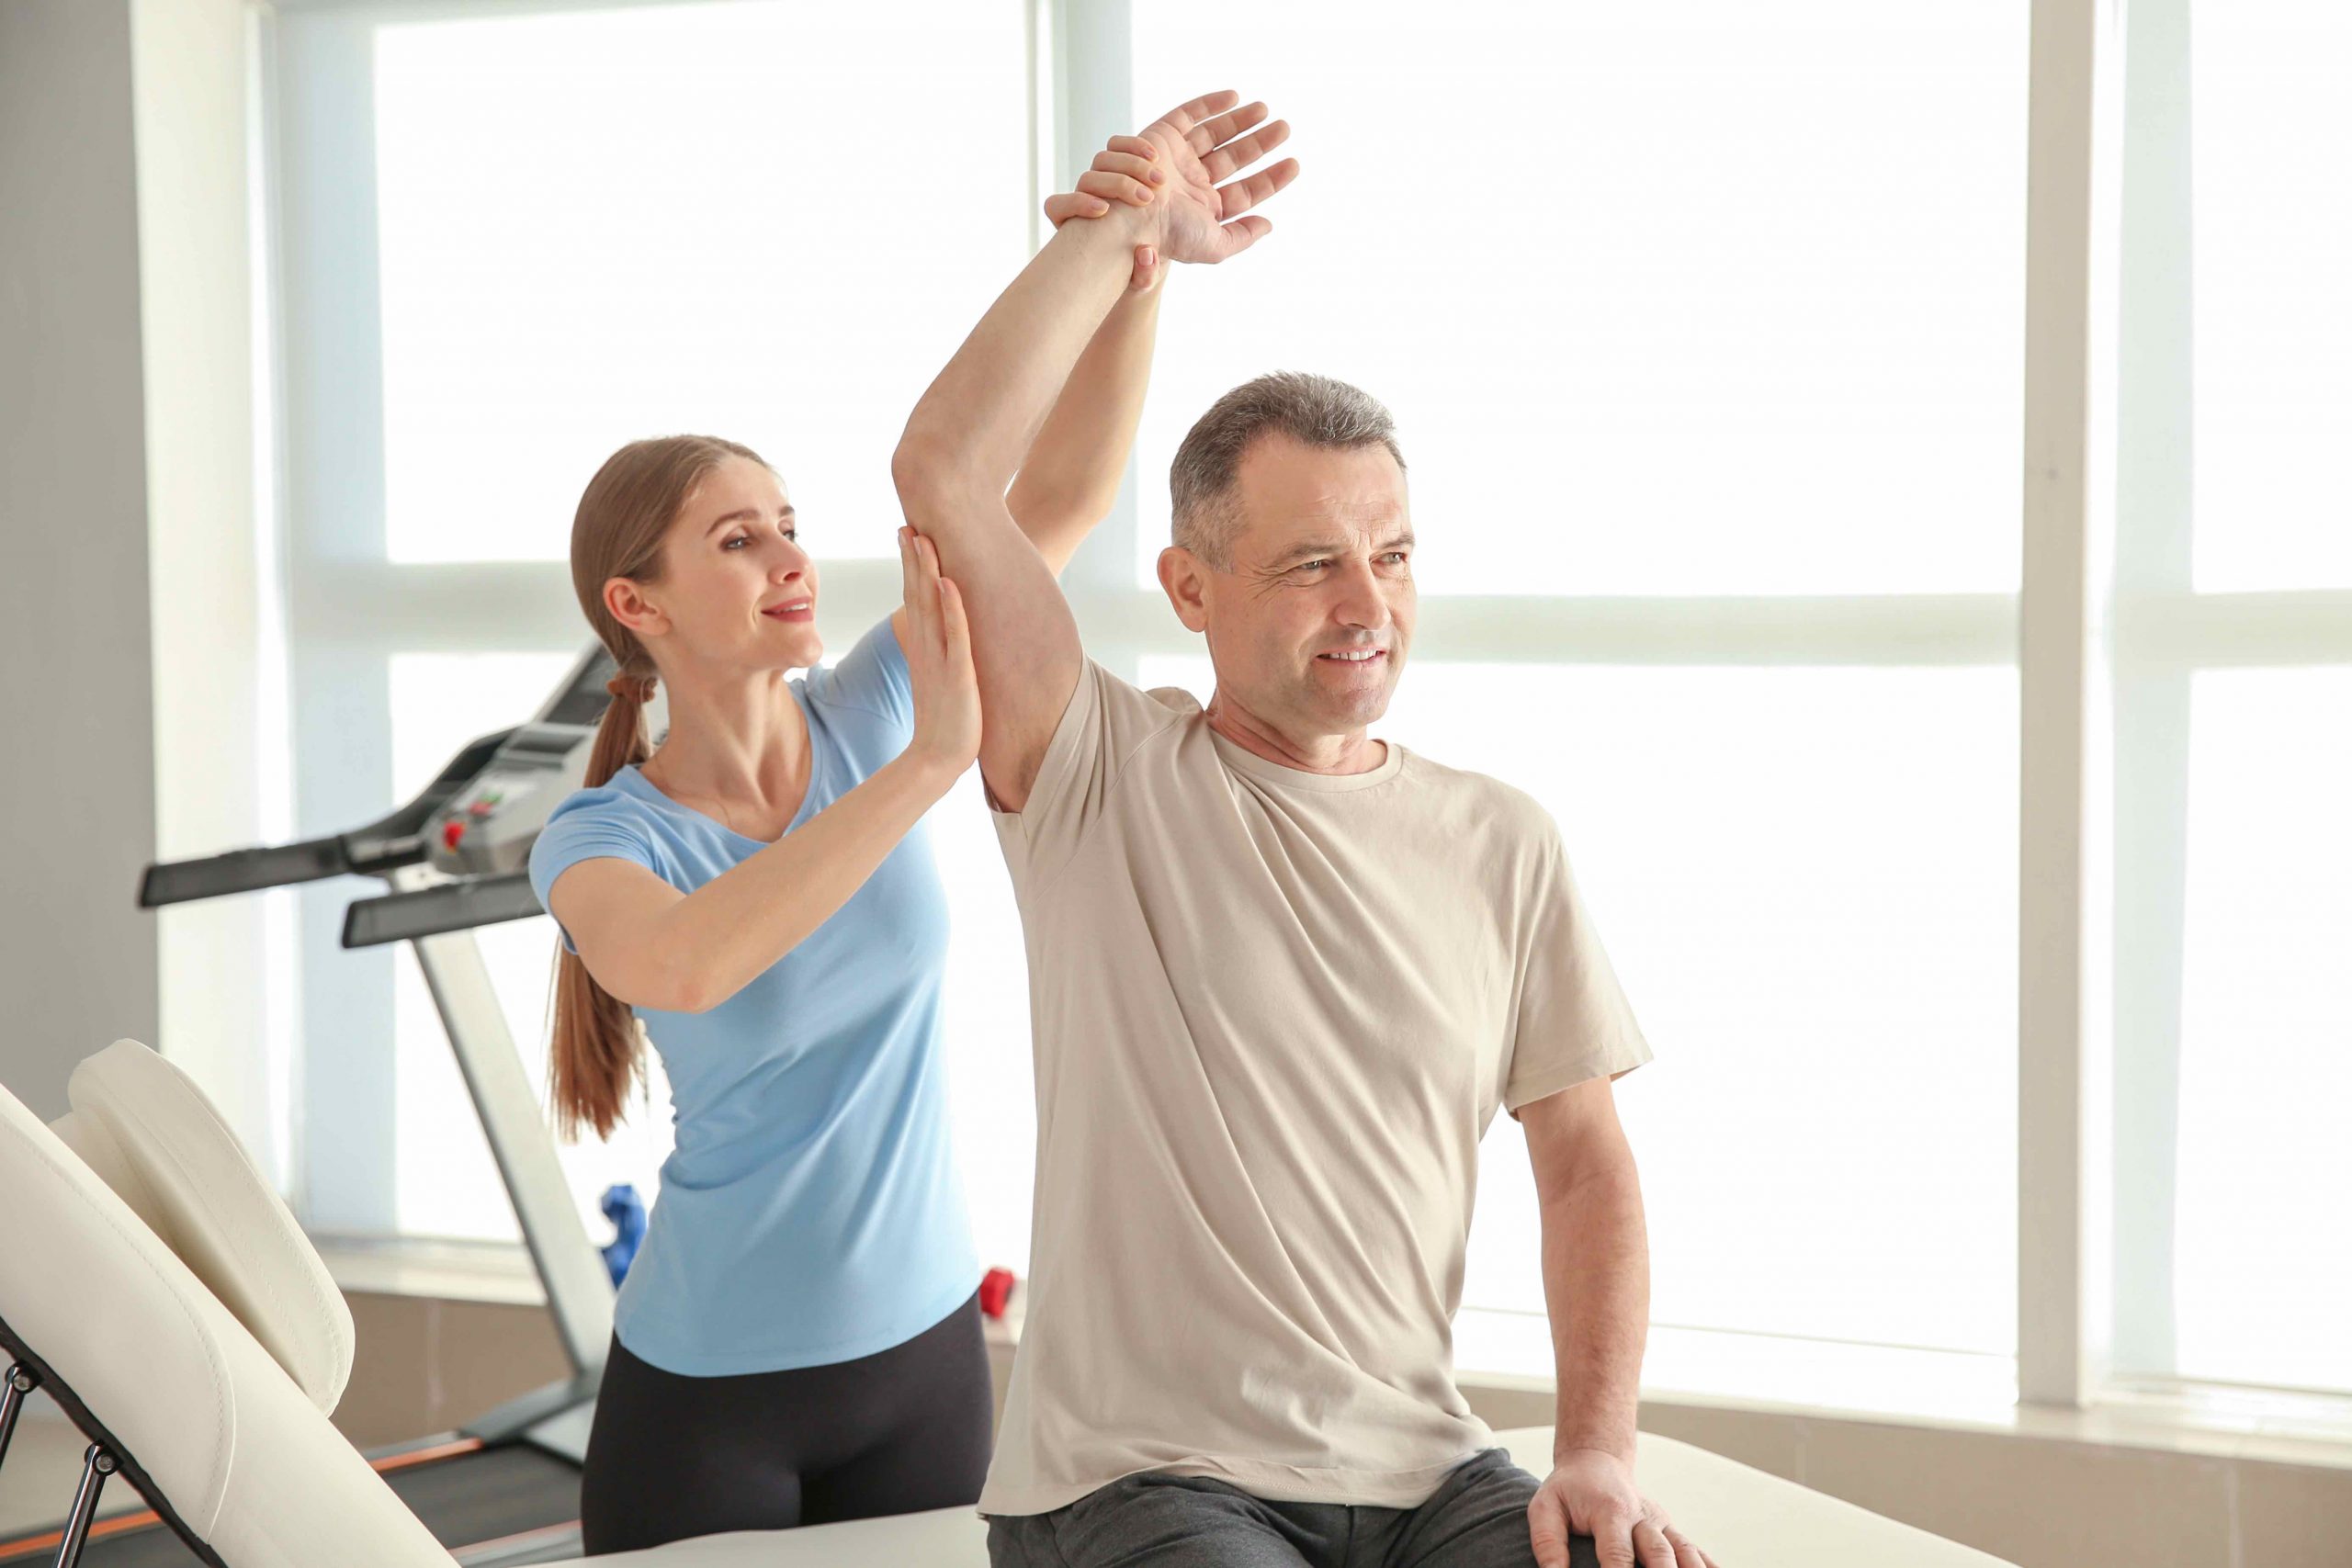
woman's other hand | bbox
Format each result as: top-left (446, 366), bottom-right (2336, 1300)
top-left (1042, 134), bottom-right (1165, 291)
top-left (899, 525), bottom-right (981, 781)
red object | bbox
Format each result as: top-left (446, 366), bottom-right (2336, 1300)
top-left (978, 1266), bottom-right (1016, 1319)
top-left (442, 818), bottom-right (466, 849)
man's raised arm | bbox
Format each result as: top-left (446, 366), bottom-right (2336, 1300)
top-left (890, 89), bottom-right (1295, 812)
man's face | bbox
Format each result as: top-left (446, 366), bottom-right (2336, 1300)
top-left (1161, 434), bottom-right (1416, 740)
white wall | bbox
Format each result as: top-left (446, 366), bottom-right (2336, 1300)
top-left (0, 0), bottom-right (160, 1120)
top-left (0, 0), bottom-right (270, 1159)
top-left (131, 0), bottom-right (281, 1178)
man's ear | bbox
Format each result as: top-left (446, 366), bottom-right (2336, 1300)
top-left (1157, 547), bottom-right (1211, 634)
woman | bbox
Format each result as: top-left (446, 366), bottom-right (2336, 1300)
top-left (522, 125), bottom-right (1239, 1551)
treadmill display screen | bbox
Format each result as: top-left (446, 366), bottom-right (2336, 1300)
top-left (539, 649), bottom-right (619, 728)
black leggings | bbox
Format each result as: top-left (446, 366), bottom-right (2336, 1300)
top-left (579, 1290), bottom-right (994, 1554)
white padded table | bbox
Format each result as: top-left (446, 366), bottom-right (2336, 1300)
top-left (581, 1427), bottom-right (2016, 1567)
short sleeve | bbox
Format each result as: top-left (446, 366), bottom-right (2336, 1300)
top-left (1503, 829), bottom-right (1653, 1113)
top-left (528, 801), bottom-right (662, 956)
top-left (805, 614), bottom-right (913, 744)
top-left (989, 659), bottom-right (1184, 890)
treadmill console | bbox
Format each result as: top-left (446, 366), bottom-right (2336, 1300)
top-left (426, 645), bottom-right (625, 878)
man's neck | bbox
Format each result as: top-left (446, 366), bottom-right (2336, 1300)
top-left (1203, 692), bottom-right (1385, 776)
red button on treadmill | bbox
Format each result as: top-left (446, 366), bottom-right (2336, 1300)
top-left (442, 819), bottom-right (466, 849)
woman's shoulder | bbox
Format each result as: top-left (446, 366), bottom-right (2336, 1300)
top-left (546, 768), bottom-right (654, 824)
top-left (532, 771), bottom-right (670, 864)
top-left (801, 615), bottom-right (911, 734)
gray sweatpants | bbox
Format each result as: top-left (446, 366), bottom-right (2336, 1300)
top-left (986, 1449), bottom-right (1600, 1568)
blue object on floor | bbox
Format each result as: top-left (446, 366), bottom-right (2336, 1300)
top-left (600, 1182), bottom-right (647, 1287)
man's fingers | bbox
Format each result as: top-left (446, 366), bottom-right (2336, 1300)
top-left (1584, 1506), bottom-right (1642, 1568)
top-left (1153, 88), bottom-right (1240, 138)
top-left (1664, 1529), bottom-right (1707, 1568)
top-left (1201, 118), bottom-right (1290, 183)
top-left (1214, 158), bottom-right (1299, 221)
top-left (1216, 214), bottom-right (1272, 255)
top-left (1631, 1517), bottom-right (1677, 1568)
top-left (1189, 98), bottom-right (1269, 156)
top-left (1526, 1489), bottom-right (1573, 1568)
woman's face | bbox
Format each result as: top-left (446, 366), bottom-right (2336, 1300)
top-left (643, 456), bottom-right (823, 674)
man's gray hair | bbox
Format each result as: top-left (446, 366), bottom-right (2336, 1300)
top-left (1168, 372), bottom-right (1406, 567)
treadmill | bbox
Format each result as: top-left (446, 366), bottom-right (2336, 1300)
top-left (12, 648), bottom-right (639, 1567)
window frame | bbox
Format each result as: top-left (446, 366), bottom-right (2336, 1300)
top-left (256, 0), bottom-right (2352, 1418)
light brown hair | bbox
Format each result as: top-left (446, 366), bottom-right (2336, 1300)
top-left (548, 434), bottom-right (768, 1140)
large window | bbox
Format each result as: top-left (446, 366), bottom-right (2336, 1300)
top-left (1133, 0), bottom-right (2029, 1373)
top-left (2186, 2), bottom-right (2352, 592)
top-left (2105, 0), bottom-right (2352, 1398)
top-left (270, 0), bottom-right (1035, 1256)
top-left (1130, 0), bottom-right (2028, 599)
top-left (369, 1), bottom-right (1031, 564)
top-left (254, 0), bottom-right (2352, 1418)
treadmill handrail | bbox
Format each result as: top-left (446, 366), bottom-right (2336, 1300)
top-left (136, 727), bottom-right (518, 908)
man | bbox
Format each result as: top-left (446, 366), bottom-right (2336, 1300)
top-left (892, 90), bottom-right (1713, 1568)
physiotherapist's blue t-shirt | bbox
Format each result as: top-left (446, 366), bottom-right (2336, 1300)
top-left (527, 615), bottom-right (979, 1376)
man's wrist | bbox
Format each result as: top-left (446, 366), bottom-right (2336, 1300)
top-left (1554, 1432), bottom-right (1638, 1471)
top-left (1059, 197), bottom-right (1162, 255)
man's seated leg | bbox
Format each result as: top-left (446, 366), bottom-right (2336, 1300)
top-left (1379, 1450), bottom-right (1602, 1568)
top-left (988, 1472), bottom-right (1337, 1568)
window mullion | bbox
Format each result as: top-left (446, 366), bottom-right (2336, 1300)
top-left (2109, 0), bottom-right (2196, 1384)
top-left (1044, 0), bottom-right (1144, 682)
top-left (2018, 0), bottom-right (2128, 1410)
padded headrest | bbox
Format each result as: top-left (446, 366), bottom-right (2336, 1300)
top-left (0, 1054), bottom-right (452, 1564)
top-left (48, 1039), bottom-right (353, 1415)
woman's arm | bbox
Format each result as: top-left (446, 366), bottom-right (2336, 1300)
top-left (554, 530), bottom-right (978, 1014)
top-left (1006, 272), bottom-right (1166, 578)
top-left (1009, 130), bottom-right (1250, 575)
top-left (549, 750), bottom-right (953, 1013)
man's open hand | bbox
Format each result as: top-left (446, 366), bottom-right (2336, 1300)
top-left (1129, 89), bottom-right (1298, 264)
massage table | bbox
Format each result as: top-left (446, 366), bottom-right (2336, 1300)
top-left (0, 1040), bottom-right (2014, 1566)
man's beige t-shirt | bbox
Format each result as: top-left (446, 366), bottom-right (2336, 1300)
top-left (978, 661), bottom-right (1651, 1517)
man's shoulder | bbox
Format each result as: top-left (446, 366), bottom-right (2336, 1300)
top-left (1395, 749), bottom-right (1563, 849)
top-left (1126, 670), bottom-right (1205, 719)
top-left (1080, 661), bottom-right (1204, 749)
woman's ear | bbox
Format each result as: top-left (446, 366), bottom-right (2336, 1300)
top-left (1157, 547), bottom-right (1211, 634)
top-left (605, 576), bottom-right (666, 639)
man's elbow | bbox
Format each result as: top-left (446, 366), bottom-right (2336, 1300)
top-left (890, 429), bottom-right (983, 523)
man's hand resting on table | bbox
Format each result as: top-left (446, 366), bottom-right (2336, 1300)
top-left (1532, 1448), bottom-right (1715, 1568)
